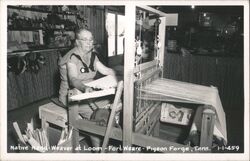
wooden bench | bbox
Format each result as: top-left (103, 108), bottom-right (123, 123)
top-left (39, 102), bottom-right (68, 137)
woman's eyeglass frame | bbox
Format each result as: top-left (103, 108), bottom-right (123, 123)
top-left (77, 38), bottom-right (94, 43)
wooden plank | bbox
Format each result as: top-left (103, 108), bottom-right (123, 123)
top-left (68, 103), bottom-right (79, 153)
top-left (13, 122), bottom-right (26, 144)
top-left (153, 120), bottom-right (160, 137)
top-left (69, 88), bottom-right (115, 102)
top-left (137, 6), bottom-right (169, 17)
top-left (115, 14), bottom-right (118, 55)
top-left (75, 119), bottom-right (123, 141)
top-left (72, 116), bottom-right (211, 153)
top-left (200, 106), bottom-right (216, 150)
top-left (75, 119), bottom-right (196, 153)
top-left (158, 17), bottom-right (166, 68)
top-left (137, 94), bottom-right (198, 104)
top-left (101, 81), bottom-right (124, 152)
top-left (134, 60), bottom-right (158, 73)
top-left (41, 119), bottom-right (49, 140)
top-left (7, 47), bottom-right (70, 56)
top-left (27, 137), bottom-right (46, 152)
top-left (134, 68), bottom-right (161, 85)
top-left (68, 75), bottom-right (118, 102)
top-left (39, 102), bottom-right (67, 128)
top-left (123, 5), bottom-right (136, 151)
top-left (132, 133), bottom-right (194, 153)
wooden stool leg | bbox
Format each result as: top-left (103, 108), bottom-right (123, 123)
top-left (68, 103), bottom-right (80, 152)
top-left (41, 118), bottom-right (49, 139)
top-left (200, 106), bottom-right (216, 150)
top-left (153, 120), bottom-right (160, 137)
top-left (101, 81), bottom-right (124, 153)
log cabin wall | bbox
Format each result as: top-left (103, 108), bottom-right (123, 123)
top-left (7, 6), bottom-right (106, 111)
top-left (7, 51), bottom-right (61, 111)
top-left (163, 52), bottom-right (244, 111)
top-left (162, 52), bottom-right (244, 149)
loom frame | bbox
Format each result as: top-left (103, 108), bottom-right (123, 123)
top-left (123, 5), bottom-right (216, 152)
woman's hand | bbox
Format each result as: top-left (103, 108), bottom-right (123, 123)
top-left (85, 86), bottom-right (94, 93)
top-left (95, 61), bottom-right (116, 76)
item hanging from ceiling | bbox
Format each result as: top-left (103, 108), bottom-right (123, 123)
top-left (75, 6), bottom-right (88, 29)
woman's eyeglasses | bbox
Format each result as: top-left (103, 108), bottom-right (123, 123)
top-left (77, 38), bottom-right (94, 43)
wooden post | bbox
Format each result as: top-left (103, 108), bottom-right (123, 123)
top-left (153, 120), bottom-right (160, 137)
top-left (158, 17), bottom-right (166, 70)
top-left (68, 102), bottom-right (80, 153)
top-left (101, 81), bottom-right (124, 152)
top-left (123, 5), bottom-right (136, 152)
top-left (41, 117), bottom-right (49, 140)
top-left (200, 106), bottom-right (216, 150)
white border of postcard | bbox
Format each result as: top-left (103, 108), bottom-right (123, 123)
top-left (1, 0), bottom-right (249, 161)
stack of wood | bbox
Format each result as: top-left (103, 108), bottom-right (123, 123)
top-left (13, 120), bottom-right (74, 153)
top-left (13, 120), bottom-right (49, 152)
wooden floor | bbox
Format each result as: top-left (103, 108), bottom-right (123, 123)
top-left (7, 98), bottom-right (244, 153)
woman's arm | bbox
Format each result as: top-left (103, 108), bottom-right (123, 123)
top-left (95, 61), bottom-right (116, 76)
top-left (67, 62), bottom-right (93, 92)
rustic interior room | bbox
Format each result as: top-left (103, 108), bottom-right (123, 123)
top-left (6, 5), bottom-right (244, 154)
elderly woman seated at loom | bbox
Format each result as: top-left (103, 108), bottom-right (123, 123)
top-left (57, 28), bottom-right (120, 149)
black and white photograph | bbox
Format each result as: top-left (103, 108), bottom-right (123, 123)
top-left (0, 0), bottom-right (249, 161)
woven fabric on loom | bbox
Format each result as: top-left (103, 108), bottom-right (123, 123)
top-left (139, 78), bottom-right (227, 145)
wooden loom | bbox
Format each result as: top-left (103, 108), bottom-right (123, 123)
top-left (133, 60), bottom-right (162, 136)
top-left (122, 5), bottom-right (226, 152)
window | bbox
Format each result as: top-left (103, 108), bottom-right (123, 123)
top-left (106, 12), bottom-right (125, 57)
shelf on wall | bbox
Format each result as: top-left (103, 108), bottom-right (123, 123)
top-left (8, 27), bottom-right (75, 31)
top-left (7, 46), bottom-right (72, 57)
top-left (8, 27), bottom-right (44, 31)
top-left (7, 5), bottom-right (76, 15)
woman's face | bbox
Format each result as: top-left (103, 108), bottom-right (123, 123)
top-left (77, 30), bottom-right (94, 53)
